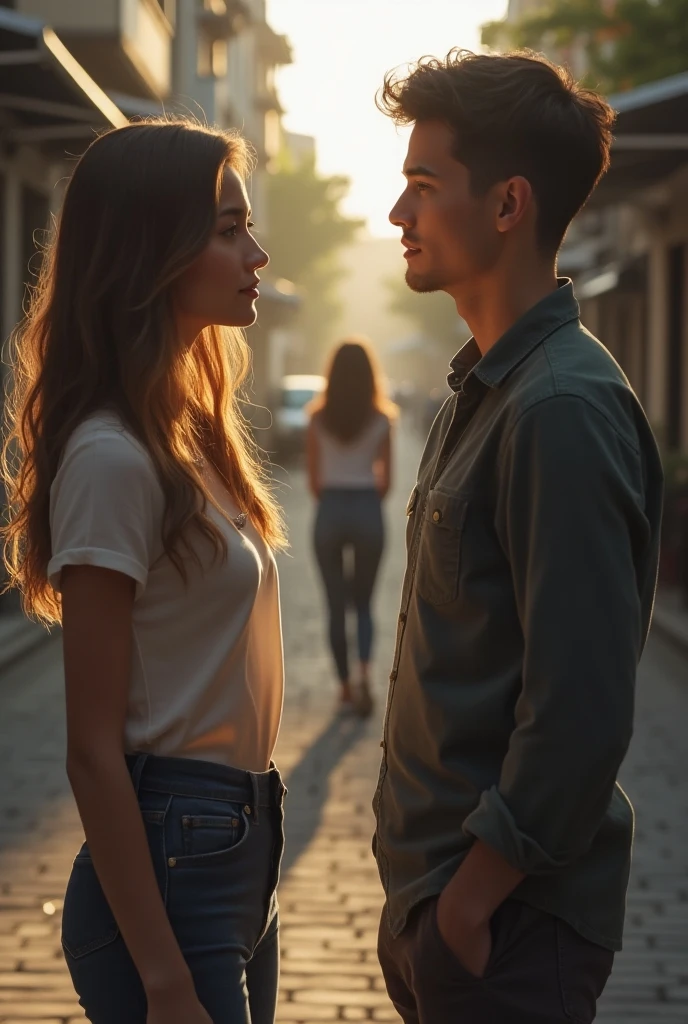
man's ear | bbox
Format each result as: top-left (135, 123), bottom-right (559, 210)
top-left (495, 176), bottom-right (533, 235)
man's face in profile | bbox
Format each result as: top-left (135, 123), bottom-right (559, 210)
top-left (389, 120), bottom-right (501, 296)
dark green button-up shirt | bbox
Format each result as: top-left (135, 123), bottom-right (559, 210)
top-left (373, 281), bottom-right (663, 951)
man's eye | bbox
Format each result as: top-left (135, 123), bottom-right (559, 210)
top-left (415, 182), bottom-right (431, 193)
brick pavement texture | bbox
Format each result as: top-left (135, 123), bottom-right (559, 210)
top-left (0, 425), bottom-right (686, 1023)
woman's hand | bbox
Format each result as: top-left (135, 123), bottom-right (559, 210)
top-left (147, 985), bottom-right (213, 1024)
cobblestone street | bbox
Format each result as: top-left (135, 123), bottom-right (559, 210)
top-left (0, 426), bottom-right (686, 1022)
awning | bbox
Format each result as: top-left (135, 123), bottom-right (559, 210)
top-left (591, 71), bottom-right (688, 206)
top-left (0, 8), bottom-right (126, 148)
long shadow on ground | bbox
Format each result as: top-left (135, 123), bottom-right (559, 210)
top-left (281, 712), bottom-right (368, 876)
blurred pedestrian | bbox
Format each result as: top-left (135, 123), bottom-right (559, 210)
top-left (373, 49), bottom-right (664, 1024)
top-left (307, 338), bottom-right (396, 716)
top-left (1, 119), bottom-right (288, 1024)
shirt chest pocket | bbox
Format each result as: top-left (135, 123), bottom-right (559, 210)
top-left (415, 489), bottom-right (468, 606)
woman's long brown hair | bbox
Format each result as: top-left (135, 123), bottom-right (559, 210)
top-left (1, 118), bottom-right (286, 625)
top-left (311, 336), bottom-right (396, 444)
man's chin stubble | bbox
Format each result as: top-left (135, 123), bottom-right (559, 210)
top-left (405, 269), bottom-right (445, 294)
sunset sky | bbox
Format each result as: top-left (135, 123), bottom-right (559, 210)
top-left (267, 0), bottom-right (509, 237)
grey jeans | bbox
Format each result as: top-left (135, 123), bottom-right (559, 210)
top-left (378, 895), bottom-right (614, 1024)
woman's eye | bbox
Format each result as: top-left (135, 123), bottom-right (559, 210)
top-left (248, 221), bottom-right (256, 230)
top-left (222, 225), bottom-right (238, 237)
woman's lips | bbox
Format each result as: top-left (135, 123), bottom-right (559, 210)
top-left (240, 287), bottom-right (259, 299)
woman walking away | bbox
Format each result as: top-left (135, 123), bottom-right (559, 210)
top-left (307, 338), bottom-right (396, 716)
top-left (1, 119), bottom-right (288, 1024)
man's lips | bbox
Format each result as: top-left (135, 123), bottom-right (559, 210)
top-left (402, 239), bottom-right (421, 259)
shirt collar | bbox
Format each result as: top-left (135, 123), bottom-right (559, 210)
top-left (448, 278), bottom-right (580, 393)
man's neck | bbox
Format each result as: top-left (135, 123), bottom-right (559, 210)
top-left (450, 262), bottom-right (559, 357)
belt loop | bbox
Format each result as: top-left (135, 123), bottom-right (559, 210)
top-left (249, 772), bottom-right (260, 824)
top-left (130, 753), bottom-right (149, 797)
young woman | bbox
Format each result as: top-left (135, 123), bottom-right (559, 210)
top-left (307, 338), bottom-right (396, 715)
top-left (1, 119), bottom-right (288, 1024)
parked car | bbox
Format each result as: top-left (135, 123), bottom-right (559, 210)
top-left (272, 374), bottom-right (326, 458)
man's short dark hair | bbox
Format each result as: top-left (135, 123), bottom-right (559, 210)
top-left (378, 49), bottom-right (615, 254)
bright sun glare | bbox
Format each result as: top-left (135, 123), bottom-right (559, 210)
top-left (268, 0), bottom-right (509, 238)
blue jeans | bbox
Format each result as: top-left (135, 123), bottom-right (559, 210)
top-left (61, 752), bottom-right (286, 1023)
top-left (314, 488), bottom-right (385, 682)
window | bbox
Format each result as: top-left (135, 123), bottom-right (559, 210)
top-left (197, 36), bottom-right (228, 77)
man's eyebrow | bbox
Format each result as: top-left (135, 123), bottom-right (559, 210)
top-left (218, 205), bottom-right (251, 218)
top-left (403, 165), bottom-right (440, 179)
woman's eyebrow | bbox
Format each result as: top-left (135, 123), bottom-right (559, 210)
top-left (217, 205), bottom-right (251, 218)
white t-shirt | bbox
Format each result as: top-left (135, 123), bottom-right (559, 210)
top-left (48, 412), bottom-right (284, 773)
top-left (315, 411), bottom-right (390, 490)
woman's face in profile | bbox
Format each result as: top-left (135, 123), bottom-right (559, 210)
top-left (174, 165), bottom-right (269, 338)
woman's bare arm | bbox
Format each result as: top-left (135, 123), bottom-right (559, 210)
top-left (61, 565), bottom-right (201, 1010)
top-left (306, 419), bottom-right (321, 498)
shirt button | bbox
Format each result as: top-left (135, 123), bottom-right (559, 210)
top-left (389, 669), bottom-right (397, 683)
top-left (244, 805), bottom-right (252, 815)
top-left (432, 509), bottom-right (443, 523)
top-left (399, 612), bottom-right (407, 624)
top-left (168, 857), bottom-right (177, 868)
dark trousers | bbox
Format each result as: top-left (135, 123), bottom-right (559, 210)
top-left (314, 488), bottom-right (384, 682)
top-left (378, 896), bottom-right (614, 1024)
top-left (62, 753), bottom-right (286, 1024)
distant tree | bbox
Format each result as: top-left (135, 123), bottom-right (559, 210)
top-left (266, 153), bottom-right (364, 359)
top-left (482, 0), bottom-right (688, 94)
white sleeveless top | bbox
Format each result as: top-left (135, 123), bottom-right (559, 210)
top-left (48, 411), bottom-right (284, 773)
top-left (314, 411), bottom-right (390, 490)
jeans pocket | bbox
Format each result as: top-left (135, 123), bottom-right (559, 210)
top-left (61, 854), bottom-right (119, 960)
top-left (425, 899), bottom-right (483, 983)
top-left (172, 799), bottom-right (251, 866)
top-left (556, 919), bottom-right (615, 1023)
top-left (182, 810), bottom-right (246, 858)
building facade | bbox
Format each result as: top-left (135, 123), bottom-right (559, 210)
top-left (1, 0), bottom-right (297, 437)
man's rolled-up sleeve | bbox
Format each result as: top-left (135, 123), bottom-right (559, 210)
top-left (462, 394), bottom-right (651, 874)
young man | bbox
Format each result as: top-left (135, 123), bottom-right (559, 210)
top-left (373, 50), bottom-right (663, 1023)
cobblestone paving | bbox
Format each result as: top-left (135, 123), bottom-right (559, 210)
top-left (0, 427), bottom-right (686, 1023)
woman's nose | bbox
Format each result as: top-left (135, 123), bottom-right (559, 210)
top-left (251, 244), bottom-right (269, 271)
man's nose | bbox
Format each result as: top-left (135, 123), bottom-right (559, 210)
top-left (389, 194), bottom-right (411, 229)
